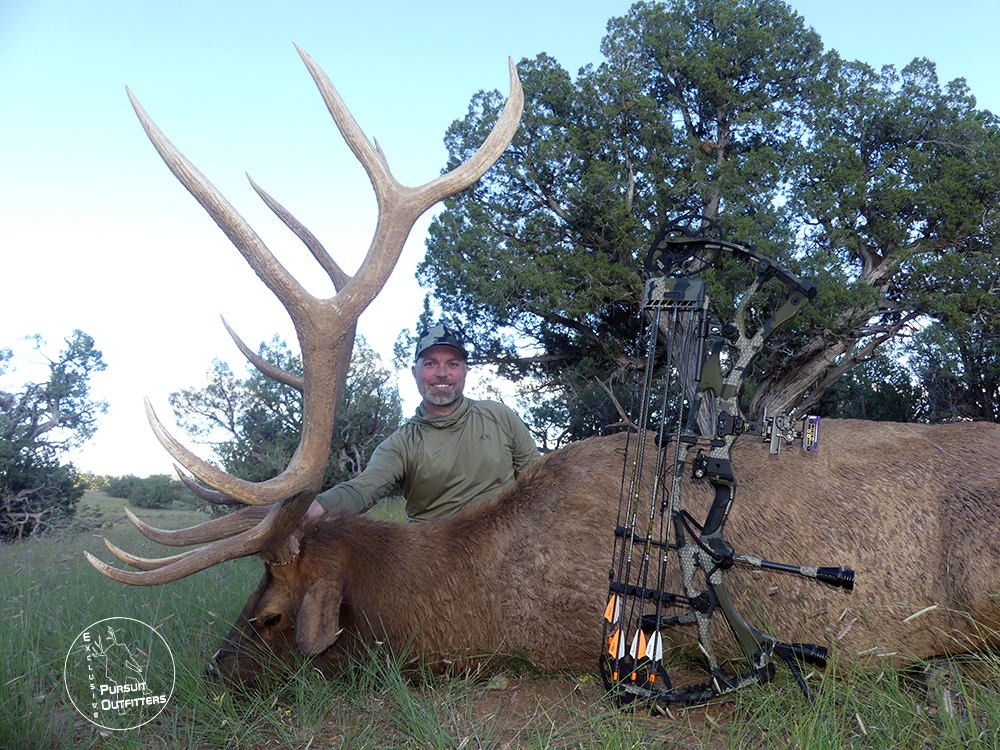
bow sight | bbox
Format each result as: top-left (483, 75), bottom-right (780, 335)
top-left (601, 214), bottom-right (854, 706)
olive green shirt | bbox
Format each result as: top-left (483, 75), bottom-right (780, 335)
top-left (316, 397), bottom-right (539, 521)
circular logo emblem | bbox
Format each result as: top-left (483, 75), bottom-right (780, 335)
top-left (63, 617), bottom-right (176, 731)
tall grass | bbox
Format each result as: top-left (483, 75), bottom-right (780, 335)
top-left (2, 494), bottom-right (998, 749)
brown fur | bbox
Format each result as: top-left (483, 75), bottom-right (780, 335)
top-left (212, 419), bottom-right (1000, 684)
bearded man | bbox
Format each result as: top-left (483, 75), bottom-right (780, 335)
top-left (310, 324), bottom-right (539, 521)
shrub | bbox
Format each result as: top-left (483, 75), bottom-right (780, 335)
top-left (104, 474), bottom-right (193, 509)
top-left (78, 472), bottom-right (109, 490)
top-left (105, 474), bottom-right (142, 499)
top-left (0, 448), bottom-right (83, 540)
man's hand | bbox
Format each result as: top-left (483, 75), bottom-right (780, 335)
top-left (304, 499), bottom-right (325, 522)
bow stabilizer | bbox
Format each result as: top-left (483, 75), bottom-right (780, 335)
top-left (600, 214), bottom-right (854, 707)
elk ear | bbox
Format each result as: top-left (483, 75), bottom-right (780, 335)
top-left (295, 575), bottom-right (345, 656)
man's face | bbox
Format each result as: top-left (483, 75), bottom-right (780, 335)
top-left (412, 345), bottom-right (469, 415)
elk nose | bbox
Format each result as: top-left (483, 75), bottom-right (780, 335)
top-left (204, 646), bottom-right (238, 685)
top-left (262, 612), bottom-right (284, 628)
top-left (204, 647), bottom-right (264, 687)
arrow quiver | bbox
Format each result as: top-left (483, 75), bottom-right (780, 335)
top-left (600, 215), bottom-right (854, 707)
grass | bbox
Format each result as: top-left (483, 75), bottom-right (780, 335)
top-left (2, 493), bottom-right (999, 748)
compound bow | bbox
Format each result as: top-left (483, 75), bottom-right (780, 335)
top-left (600, 215), bottom-right (855, 706)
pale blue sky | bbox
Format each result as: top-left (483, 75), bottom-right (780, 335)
top-left (2, 0), bottom-right (997, 475)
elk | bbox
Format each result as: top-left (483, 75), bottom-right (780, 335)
top-left (192, 418), bottom-right (1000, 685)
top-left (87, 49), bottom-right (1000, 690)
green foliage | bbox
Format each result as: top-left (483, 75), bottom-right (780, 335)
top-left (815, 351), bottom-right (922, 422)
top-left (105, 473), bottom-right (193, 508)
top-left (518, 364), bottom-right (636, 450)
top-left (105, 474), bottom-right (142, 499)
top-left (0, 330), bottom-right (106, 539)
top-left (170, 336), bottom-right (403, 490)
top-left (329, 344), bottom-right (405, 484)
top-left (419, 0), bottom-right (1000, 437)
top-left (0, 448), bottom-right (82, 540)
top-left (77, 471), bottom-right (108, 490)
top-left (905, 318), bottom-right (1000, 423)
top-left (131, 474), bottom-right (191, 509)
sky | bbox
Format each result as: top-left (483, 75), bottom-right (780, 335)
top-left (1, 0), bottom-right (998, 477)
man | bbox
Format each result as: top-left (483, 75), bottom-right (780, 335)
top-left (310, 323), bottom-right (539, 521)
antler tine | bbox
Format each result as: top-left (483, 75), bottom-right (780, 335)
top-left (297, 48), bottom-right (523, 210)
top-left (175, 463), bottom-right (238, 504)
top-left (127, 87), bottom-right (311, 322)
top-left (102, 538), bottom-right (198, 570)
top-left (416, 56), bottom-right (524, 203)
top-left (248, 175), bottom-right (351, 290)
top-left (221, 318), bottom-right (304, 393)
top-left (85, 543), bottom-right (231, 585)
top-left (123, 505), bottom-right (269, 547)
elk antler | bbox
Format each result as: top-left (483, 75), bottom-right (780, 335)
top-left (86, 47), bottom-right (523, 585)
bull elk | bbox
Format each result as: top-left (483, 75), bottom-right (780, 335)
top-left (87, 48), bottom-right (1000, 695)
top-left (201, 419), bottom-right (1000, 686)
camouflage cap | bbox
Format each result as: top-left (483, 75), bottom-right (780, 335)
top-left (414, 324), bottom-right (468, 361)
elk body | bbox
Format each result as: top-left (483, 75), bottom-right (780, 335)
top-left (213, 418), bottom-right (1000, 685)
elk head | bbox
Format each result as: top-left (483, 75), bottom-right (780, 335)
top-left (85, 47), bottom-right (522, 597)
top-left (204, 521), bottom-right (355, 685)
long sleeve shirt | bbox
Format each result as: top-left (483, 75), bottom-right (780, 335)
top-left (316, 397), bottom-right (539, 521)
